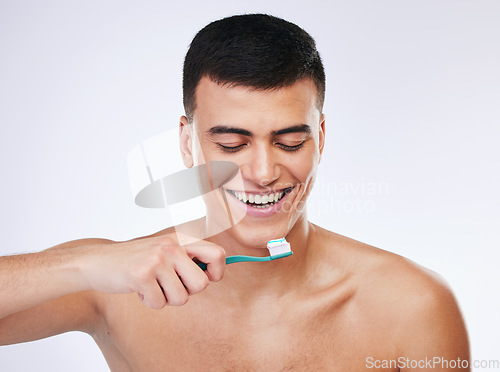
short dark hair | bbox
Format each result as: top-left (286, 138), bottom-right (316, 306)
top-left (183, 14), bottom-right (325, 123)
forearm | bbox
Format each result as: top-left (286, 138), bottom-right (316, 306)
top-left (0, 234), bottom-right (226, 321)
top-left (0, 249), bottom-right (88, 319)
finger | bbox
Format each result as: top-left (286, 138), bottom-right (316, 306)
top-left (137, 281), bottom-right (167, 310)
top-left (173, 255), bottom-right (210, 295)
top-left (156, 270), bottom-right (189, 306)
top-left (185, 242), bottom-right (226, 282)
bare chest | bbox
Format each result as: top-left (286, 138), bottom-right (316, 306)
top-left (94, 294), bottom-right (395, 372)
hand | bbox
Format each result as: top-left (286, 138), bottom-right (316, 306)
top-left (79, 235), bottom-right (226, 309)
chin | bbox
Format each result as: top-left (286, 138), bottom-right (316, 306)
top-left (228, 218), bottom-right (290, 250)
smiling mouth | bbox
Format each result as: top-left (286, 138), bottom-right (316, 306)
top-left (225, 187), bottom-right (294, 208)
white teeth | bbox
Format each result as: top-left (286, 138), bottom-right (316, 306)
top-left (230, 189), bottom-right (291, 206)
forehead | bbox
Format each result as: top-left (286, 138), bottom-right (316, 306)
top-left (192, 77), bottom-right (321, 131)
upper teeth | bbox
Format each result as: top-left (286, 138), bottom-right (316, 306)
top-left (232, 190), bottom-right (285, 205)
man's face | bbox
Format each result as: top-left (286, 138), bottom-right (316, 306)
top-left (180, 76), bottom-right (325, 249)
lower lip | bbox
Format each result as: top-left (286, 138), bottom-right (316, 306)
top-left (226, 189), bottom-right (293, 218)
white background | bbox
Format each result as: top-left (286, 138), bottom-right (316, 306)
top-left (1, 1), bottom-right (499, 370)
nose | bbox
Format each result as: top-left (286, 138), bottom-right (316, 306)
top-left (240, 143), bottom-right (280, 187)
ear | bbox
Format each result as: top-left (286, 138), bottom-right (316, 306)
top-left (318, 114), bottom-right (326, 164)
top-left (179, 116), bottom-right (194, 168)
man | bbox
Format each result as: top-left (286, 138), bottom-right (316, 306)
top-left (0, 14), bottom-right (469, 371)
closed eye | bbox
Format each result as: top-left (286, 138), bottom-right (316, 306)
top-left (217, 140), bottom-right (306, 153)
top-left (275, 141), bottom-right (305, 152)
top-left (217, 143), bottom-right (246, 153)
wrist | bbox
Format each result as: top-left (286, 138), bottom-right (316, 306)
top-left (46, 245), bottom-right (96, 293)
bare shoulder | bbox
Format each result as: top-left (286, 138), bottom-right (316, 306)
top-left (313, 224), bottom-right (459, 307)
top-left (313, 224), bottom-right (469, 363)
top-left (363, 247), bottom-right (469, 361)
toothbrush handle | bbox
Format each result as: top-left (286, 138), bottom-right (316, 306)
top-left (197, 252), bottom-right (292, 270)
top-left (197, 262), bottom-right (208, 271)
top-left (196, 255), bottom-right (266, 271)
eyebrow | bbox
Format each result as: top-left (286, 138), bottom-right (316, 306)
top-left (271, 124), bottom-right (311, 136)
top-left (207, 124), bottom-right (311, 137)
top-left (208, 126), bottom-right (253, 136)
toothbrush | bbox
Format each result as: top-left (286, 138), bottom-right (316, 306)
top-left (197, 237), bottom-right (292, 270)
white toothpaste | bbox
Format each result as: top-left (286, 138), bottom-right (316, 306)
top-left (267, 237), bottom-right (292, 256)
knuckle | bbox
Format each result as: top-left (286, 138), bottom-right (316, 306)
top-left (139, 291), bottom-right (165, 310)
top-left (150, 250), bottom-right (167, 267)
top-left (215, 246), bottom-right (226, 261)
top-left (179, 294), bottom-right (189, 306)
top-left (156, 300), bottom-right (168, 310)
top-left (191, 276), bottom-right (209, 293)
top-left (168, 291), bottom-right (189, 306)
top-left (211, 270), bottom-right (224, 282)
top-left (132, 267), bottom-right (152, 283)
top-left (205, 246), bottom-right (226, 265)
top-left (200, 275), bottom-right (210, 289)
top-left (156, 240), bottom-right (184, 259)
top-left (149, 298), bottom-right (167, 310)
top-left (157, 243), bottom-right (176, 257)
top-left (177, 286), bottom-right (190, 304)
top-left (213, 264), bottom-right (225, 281)
top-left (155, 235), bottom-right (175, 246)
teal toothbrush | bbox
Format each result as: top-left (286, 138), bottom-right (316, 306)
top-left (197, 237), bottom-right (292, 270)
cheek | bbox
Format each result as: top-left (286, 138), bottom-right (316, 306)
top-left (290, 154), bottom-right (317, 183)
top-left (193, 139), bottom-right (218, 165)
top-left (195, 138), bottom-right (226, 164)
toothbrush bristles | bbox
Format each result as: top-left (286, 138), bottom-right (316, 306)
top-left (267, 238), bottom-right (292, 256)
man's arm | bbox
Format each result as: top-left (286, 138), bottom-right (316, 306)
top-left (0, 238), bottom-right (112, 320)
top-left (0, 238), bottom-right (111, 345)
top-left (398, 275), bottom-right (470, 371)
top-left (0, 235), bottom-right (226, 345)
